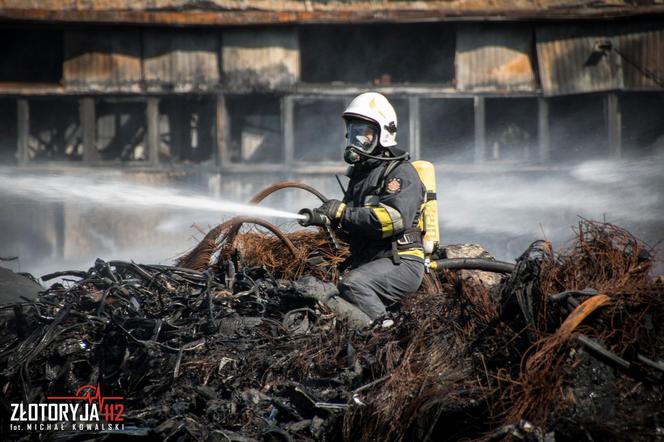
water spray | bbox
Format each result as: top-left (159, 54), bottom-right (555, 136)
top-left (0, 169), bottom-right (306, 220)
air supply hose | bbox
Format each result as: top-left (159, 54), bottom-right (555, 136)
top-left (349, 146), bottom-right (409, 162)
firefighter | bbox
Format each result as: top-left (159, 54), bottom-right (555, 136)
top-left (300, 92), bottom-right (426, 321)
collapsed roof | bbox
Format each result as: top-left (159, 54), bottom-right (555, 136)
top-left (2, 0), bottom-right (664, 25)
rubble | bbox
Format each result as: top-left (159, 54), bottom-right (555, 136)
top-left (439, 244), bottom-right (504, 289)
top-left (1, 220), bottom-right (663, 441)
top-left (0, 266), bottom-right (42, 304)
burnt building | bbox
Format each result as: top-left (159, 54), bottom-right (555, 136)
top-left (1, 1), bottom-right (663, 273)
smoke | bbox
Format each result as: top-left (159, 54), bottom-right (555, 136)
top-left (1, 154), bottom-right (662, 279)
top-left (285, 153), bottom-right (664, 270)
top-left (439, 154), bottom-right (664, 268)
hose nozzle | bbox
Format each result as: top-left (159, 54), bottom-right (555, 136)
top-left (298, 208), bottom-right (329, 227)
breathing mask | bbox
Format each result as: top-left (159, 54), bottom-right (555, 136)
top-left (344, 120), bottom-right (379, 164)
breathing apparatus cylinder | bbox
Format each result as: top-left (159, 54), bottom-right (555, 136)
top-left (412, 160), bottom-right (440, 255)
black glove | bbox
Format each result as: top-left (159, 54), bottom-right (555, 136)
top-left (317, 199), bottom-right (347, 221)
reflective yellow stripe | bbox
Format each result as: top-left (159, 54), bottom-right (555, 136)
top-left (335, 203), bottom-right (347, 219)
top-left (398, 249), bottom-right (425, 259)
top-left (370, 206), bottom-right (394, 238)
top-left (379, 203), bottom-right (404, 232)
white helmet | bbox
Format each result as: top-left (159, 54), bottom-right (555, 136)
top-left (342, 92), bottom-right (398, 147)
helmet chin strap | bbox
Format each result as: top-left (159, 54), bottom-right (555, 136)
top-left (347, 145), bottom-right (409, 162)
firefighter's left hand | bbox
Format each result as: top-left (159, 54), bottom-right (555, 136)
top-left (317, 199), bottom-right (346, 221)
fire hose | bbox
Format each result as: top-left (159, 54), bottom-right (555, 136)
top-left (429, 258), bottom-right (515, 274)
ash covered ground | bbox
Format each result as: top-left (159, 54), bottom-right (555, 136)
top-left (1, 219), bottom-right (663, 441)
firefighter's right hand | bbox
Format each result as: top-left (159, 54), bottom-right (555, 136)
top-left (298, 208), bottom-right (330, 227)
top-left (316, 199), bottom-right (346, 221)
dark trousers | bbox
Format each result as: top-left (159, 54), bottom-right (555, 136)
top-left (338, 257), bottom-right (425, 320)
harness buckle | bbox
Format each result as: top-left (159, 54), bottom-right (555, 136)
top-left (397, 232), bottom-right (416, 246)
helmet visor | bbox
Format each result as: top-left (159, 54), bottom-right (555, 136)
top-left (346, 121), bottom-right (379, 153)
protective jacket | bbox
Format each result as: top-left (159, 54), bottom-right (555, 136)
top-left (338, 147), bottom-right (426, 267)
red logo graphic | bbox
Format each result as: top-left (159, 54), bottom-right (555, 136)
top-left (47, 384), bottom-right (125, 422)
top-left (386, 178), bottom-right (401, 193)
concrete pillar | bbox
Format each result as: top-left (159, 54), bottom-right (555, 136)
top-left (17, 99), bottom-right (29, 165)
top-left (282, 95), bottom-right (294, 166)
top-left (607, 93), bottom-right (622, 158)
top-left (216, 93), bottom-right (230, 167)
top-left (80, 97), bottom-right (98, 163)
top-left (474, 96), bottom-right (486, 164)
top-left (53, 203), bottom-right (65, 259)
top-left (146, 97), bottom-right (160, 165)
top-left (538, 97), bottom-right (551, 163)
top-left (408, 96), bottom-right (420, 160)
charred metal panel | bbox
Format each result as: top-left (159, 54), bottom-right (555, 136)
top-left (222, 28), bottom-right (299, 90)
top-left (143, 30), bottom-right (220, 92)
top-left (536, 24), bottom-right (620, 96)
top-left (617, 22), bottom-right (664, 90)
top-left (0, 29), bottom-right (62, 84)
top-left (63, 30), bottom-right (142, 91)
top-left (537, 23), bottom-right (664, 95)
top-left (301, 24), bottom-right (455, 84)
top-left (456, 24), bottom-right (536, 92)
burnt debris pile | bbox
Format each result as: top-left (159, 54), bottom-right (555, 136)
top-left (1, 220), bottom-right (663, 441)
